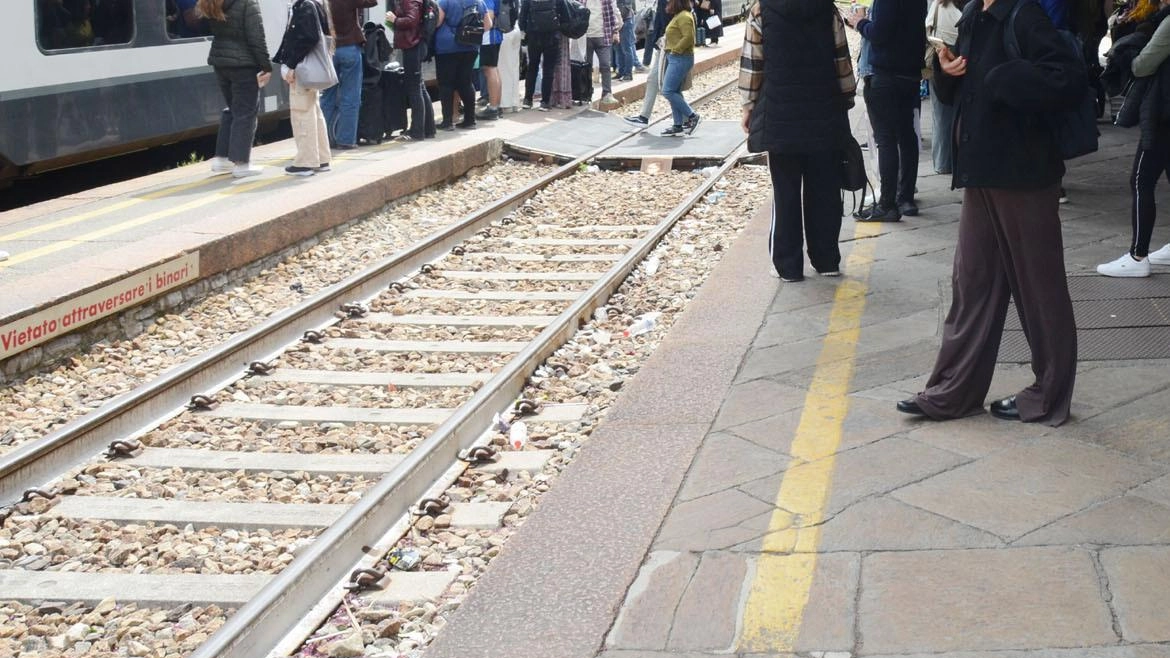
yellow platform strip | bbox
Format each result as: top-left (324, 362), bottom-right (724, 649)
top-left (739, 220), bottom-right (880, 652)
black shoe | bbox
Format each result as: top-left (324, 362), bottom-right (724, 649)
top-left (438, 122), bottom-right (455, 131)
top-left (989, 396), bottom-right (1021, 421)
top-left (896, 399), bottom-right (928, 416)
top-left (476, 107), bottom-right (500, 120)
top-left (334, 143), bottom-right (358, 150)
top-left (684, 112), bottom-right (702, 135)
top-left (456, 121), bottom-right (477, 129)
top-left (316, 163), bottom-right (331, 172)
top-left (662, 124), bottom-right (685, 136)
top-left (522, 99), bottom-right (534, 109)
top-left (854, 204), bottom-right (901, 222)
top-left (624, 114), bottom-right (649, 126)
top-left (284, 165), bottom-right (315, 176)
top-left (897, 200), bottom-right (919, 217)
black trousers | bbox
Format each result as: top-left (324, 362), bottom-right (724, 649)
top-left (402, 44), bottom-right (435, 138)
top-left (525, 31), bottom-right (561, 105)
top-left (767, 151), bottom-right (843, 279)
top-left (863, 74), bottom-right (919, 208)
top-left (916, 184), bottom-right (1076, 426)
top-left (436, 50), bottom-right (478, 126)
top-left (1129, 134), bottom-right (1170, 257)
top-left (214, 66), bottom-right (262, 163)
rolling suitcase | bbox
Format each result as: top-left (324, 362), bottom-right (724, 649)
top-left (380, 68), bottom-right (409, 136)
top-left (357, 81), bottom-right (387, 144)
top-left (570, 60), bottom-right (592, 104)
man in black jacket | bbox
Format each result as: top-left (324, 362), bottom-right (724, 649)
top-left (848, 0), bottom-right (927, 220)
top-left (896, 0), bottom-right (1084, 426)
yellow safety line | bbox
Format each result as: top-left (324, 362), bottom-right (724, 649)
top-left (0, 178), bottom-right (277, 268)
top-left (0, 177), bottom-right (224, 242)
top-left (738, 220), bottom-right (880, 652)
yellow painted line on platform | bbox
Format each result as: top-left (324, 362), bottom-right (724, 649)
top-left (0, 178), bottom-right (224, 242)
top-left (0, 178), bottom-right (277, 268)
top-left (738, 220), bottom-right (881, 652)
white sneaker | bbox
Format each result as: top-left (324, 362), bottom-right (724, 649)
top-left (0, 250), bottom-right (9, 262)
top-left (1097, 253), bottom-right (1151, 278)
top-left (232, 163), bottom-right (263, 178)
top-left (1148, 243), bottom-right (1170, 265)
top-left (210, 157), bottom-right (233, 174)
top-left (600, 93), bottom-right (618, 105)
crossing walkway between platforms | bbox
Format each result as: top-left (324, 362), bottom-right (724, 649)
top-left (425, 111), bottom-right (1170, 657)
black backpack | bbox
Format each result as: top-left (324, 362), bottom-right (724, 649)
top-left (362, 22), bottom-right (393, 83)
top-left (559, 0), bottom-right (590, 38)
top-left (455, 0), bottom-right (485, 46)
top-left (419, 0), bottom-right (441, 60)
top-left (528, 0), bottom-right (561, 32)
top-left (496, 0), bottom-right (519, 33)
top-left (1004, 0), bottom-right (1099, 160)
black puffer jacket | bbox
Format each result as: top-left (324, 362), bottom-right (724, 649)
top-left (273, 0), bottom-right (329, 69)
top-left (934, 0), bottom-right (1085, 189)
top-left (747, 0), bottom-right (851, 154)
top-left (208, 0), bottom-right (273, 71)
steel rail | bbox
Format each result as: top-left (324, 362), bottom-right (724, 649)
top-left (195, 143), bottom-right (748, 658)
top-left (0, 77), bottom-right (733, 505)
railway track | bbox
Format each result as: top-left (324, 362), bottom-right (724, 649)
top-left (0, 79), bottom-right (752, 658)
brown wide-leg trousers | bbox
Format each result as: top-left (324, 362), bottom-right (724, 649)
top-left (915, 183), bottom-right (1077, 427)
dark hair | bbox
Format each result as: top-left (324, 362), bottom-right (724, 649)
top-left (666, 0), bottom-right (691, 14)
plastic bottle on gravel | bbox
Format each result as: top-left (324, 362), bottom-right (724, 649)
top-left (623, 312), bottom-right (662, 338)
top-left (509, 421), bottom-right (528, 450)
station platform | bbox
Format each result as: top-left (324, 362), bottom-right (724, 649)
top-left (0, 32), bottom-right (741, 373)
top-left (424, 116), bottom-right (1170, 656)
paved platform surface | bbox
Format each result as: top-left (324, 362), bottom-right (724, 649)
top-left (0, 33), bottom-right (741, 364)
top-left (424, 103), bottom-right (1170, 656)
top-left (506, 111), bottom-right (744, 163)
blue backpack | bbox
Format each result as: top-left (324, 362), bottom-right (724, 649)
top-left (1003, 0), bottom-right (1099, 160)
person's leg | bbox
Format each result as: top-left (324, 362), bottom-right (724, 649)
top-left (988, 184), bottom-right (1076, 426)
top-left (639, 47), bottom-right (662, 118)
top-left (524, 34), bottom-right (542, 105)
top-left (214, 67), bottom-right (234, 159)
top-left (862, 75), bottom-right (899, 209)
top-left (311, 89), bottom-right (330, 163)
top-left (436, 53), bottom-right (457, 126)
top-left (661, 55), bottom-right (688, 125)
top-left (288, 83), bottom-right (316, 168)
top-left (595, 40), bottom-right (613, 96)
top-left (485, 64), bottom-right (501, 108)
top-left (319, 67), bottom-right (339, 144)
top-left (541, 34), bottom-right (560, 105)
top-left (929, 80), bottom-right (954, 174)
top-left (403, 45), bottom-right (427, 138)
top-left (914, 187), bottom-right (1013, 419)
top-left (767, 153), bottom-right (807, 280)
top-left (1130, 142), bottom-right (1168, 258)
top-left (802, 149), bottom-right (844, 274)
top-left (333, 44), bottom-right (364, 146)
top-left (893, 76), bottom-right (921, 205)
top-left (227, 68), bottom-right (260, 163)
top-left (457, 51), bottom-right (478, 125)
top-left (620, 18), bottom-right (635, 77)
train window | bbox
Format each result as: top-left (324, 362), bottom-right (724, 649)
top-left (36, 0), bottom-right (134, 50)
top-left (166, 0), bottom-right (212, 39)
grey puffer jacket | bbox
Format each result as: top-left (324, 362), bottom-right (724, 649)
top-left (208, 0), bottom-right (273, 72)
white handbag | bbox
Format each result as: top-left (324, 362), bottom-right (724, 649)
top-left (293, 0), bottom-right (338, 90)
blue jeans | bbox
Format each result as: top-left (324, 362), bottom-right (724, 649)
top-left (662, 53), bottom-right (694, 126)
top-left (320, 44), bottom-right (362, 147)
top-left (616, 17), bottom-right (635, 77)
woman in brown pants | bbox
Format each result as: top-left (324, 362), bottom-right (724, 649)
top-left (896, 0), bottom-right (1085, 426)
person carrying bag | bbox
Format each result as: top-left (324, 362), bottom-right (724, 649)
top-left (274, 0), bottom-right (336, 175)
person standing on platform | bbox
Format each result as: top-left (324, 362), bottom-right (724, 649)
top-left (498, 0), bottom-right (524, 112)
top-left (583, 0), bottom-right (621, 105)
top-left (615, 0), bottom-right (637, 80)
top-left (897, 0), bottom-right (1084, 426)
top-left (846, 0), bottom-right (927, 221)
top-left (321, 0), bottom-right (377, 149)
top-left (924, 0), bottom-right (963, 174)
top-left (387, 0), bottom-right (437, 140)
top-left (200, 0), bottom-right (273, 178)
top-left (624, 0), bottom-right (669, 124)
top-left (660, 0), bottom-right (700, 134)
top-left (703, 0), bottom-right (723, 43)
top-left (435, 0), bottom-right (487, 128)
top-left (476, 0), bottom-right (508, 119)
top-left (274, 0), bottom-right (333, 175)
top-left (740, 0), bottom-right (854, 281)
top-left (520, 0), bottom-right (563, 110)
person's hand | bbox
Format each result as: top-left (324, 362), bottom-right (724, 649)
top-left (283, 68), bottom-right (295, 84)
top-left (613, 31), bottom-right (620, 43)
top-left (257, 71), bottom-right (272, 86)
top-left (848, 5), bottom-right (867, 27)
top-left (938, 45), bottom-right (967, 76)
top-left (741, 106), bottom-right (751, 134)
top-left (385, 10), bottom-right (396, 23)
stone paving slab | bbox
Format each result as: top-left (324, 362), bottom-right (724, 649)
top-left (1099, 546), bottom-right (1170, 643)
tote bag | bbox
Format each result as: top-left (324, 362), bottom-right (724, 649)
top-left (295, 0), bottom-right (339, 89)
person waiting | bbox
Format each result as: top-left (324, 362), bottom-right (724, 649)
top-left (274, 0), bottom-right (333, 175)
top-left (321, 0), bottom-right (378, 150)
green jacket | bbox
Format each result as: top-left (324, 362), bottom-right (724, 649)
top-left (208, 0), bottom-right (273, 71)
top-left (664, 10), bottom-right (694, 55)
